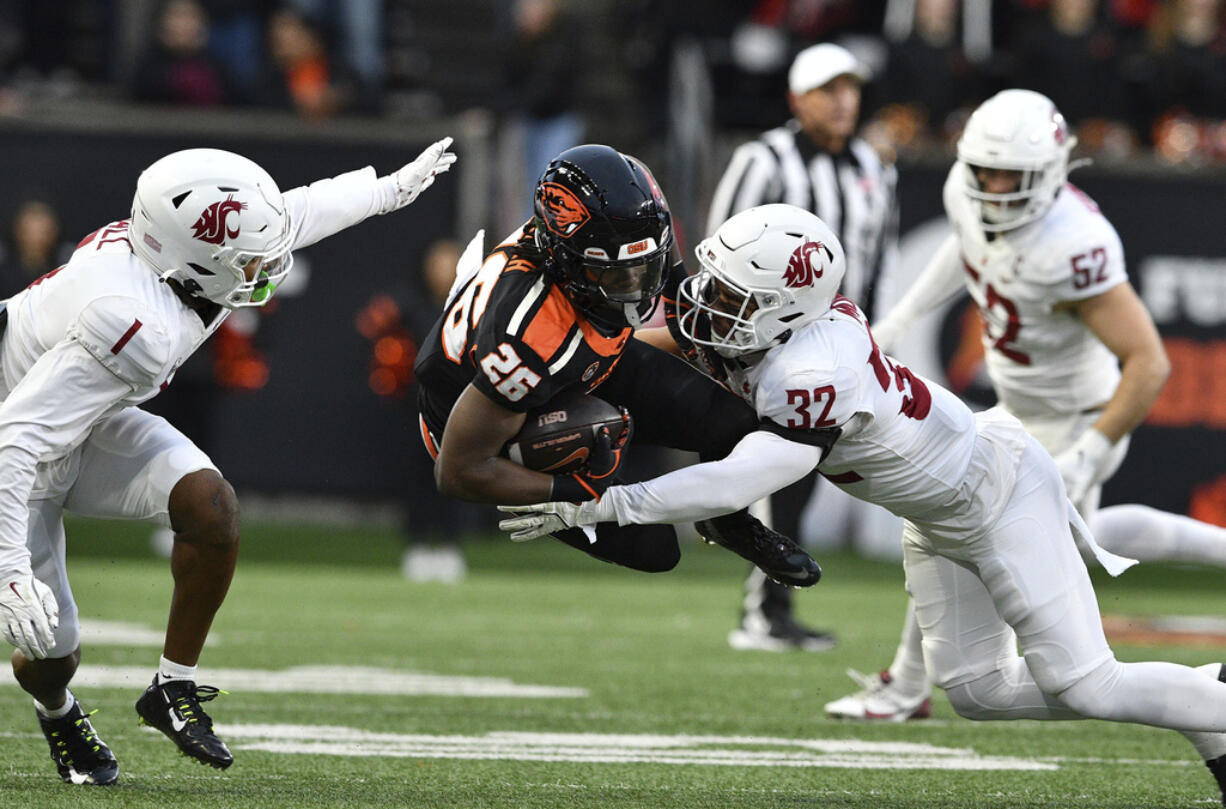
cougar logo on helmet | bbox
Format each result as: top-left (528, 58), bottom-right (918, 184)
top-left (191, 195), bottom-right (247, 245)
top-left (538, 182), bottom-right (590, 237)
top-left (783, 241), bottom-right (827, 289)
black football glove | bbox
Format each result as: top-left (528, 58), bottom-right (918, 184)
top-left (550, 408), bottom-right (632, 502)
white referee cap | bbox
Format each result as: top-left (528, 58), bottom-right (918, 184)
top-left (788, 43), bottom-right (869, 95)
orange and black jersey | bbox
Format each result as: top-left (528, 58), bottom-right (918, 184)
top-left (414, 222), bottom-right (632, 432)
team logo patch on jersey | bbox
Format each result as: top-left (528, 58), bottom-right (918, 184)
top-left (783, 241), bottom-right (830, 289)
top-left (192, 194), bottom-right (247, 245)
top-left (538, 182), bottom-right (590, 238)
top-left (582, 361), bottom-right (600, 382)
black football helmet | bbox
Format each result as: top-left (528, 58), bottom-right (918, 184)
top-left (533, 144), bottom-right (673, 328)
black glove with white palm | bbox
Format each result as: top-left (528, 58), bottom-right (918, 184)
top-left (0, 571), bottom-right (59, 660)
top-left (377, 137), bottom-right (458, 214)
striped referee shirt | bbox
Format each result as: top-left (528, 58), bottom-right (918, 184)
top-left (707, 120), bottom-right (900, 320)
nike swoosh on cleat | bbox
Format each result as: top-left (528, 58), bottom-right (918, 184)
top-left (170, 714), bottom-right (187, 732)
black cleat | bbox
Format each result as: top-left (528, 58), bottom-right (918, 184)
top-left (695, 513), bottom-right (821, 587)
top-left (37, 699), bottom-right (119, 785)
top-left (1208, 755), bottom-right (1226, 808)
top-left (135, 677), bottom-right (233, 769)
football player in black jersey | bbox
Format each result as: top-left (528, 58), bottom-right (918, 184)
top-left (413, 144), bottom-right (820, 584)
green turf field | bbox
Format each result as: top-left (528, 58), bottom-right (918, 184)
top-left (1, 516), bottom-right (1224, 808)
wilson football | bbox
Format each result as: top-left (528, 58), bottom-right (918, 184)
top-left (505, 391), bottom-right (631, 474)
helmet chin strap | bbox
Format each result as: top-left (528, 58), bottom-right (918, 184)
top-left (623, 302), bottom-right (643, 329)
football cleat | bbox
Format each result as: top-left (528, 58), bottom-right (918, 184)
top-left (728, 609), bottom-right (836, 652)
top-left (37, 699), bottom-right (119, 785)
top-left (695, 513), bottom-right (821, 587)
top-left (1208, 753), bottom-right (1226, 808)
top-left (824, 668), bottom-right (932, 722)
top-left (136, 677), bottom-right (233, 769)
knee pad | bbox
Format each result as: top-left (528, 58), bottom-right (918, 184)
top-left (944, 676), bottom-right (1009, 721)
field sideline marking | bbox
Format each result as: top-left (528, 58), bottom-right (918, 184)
top-left (0, 664), bottom-right (587, 698)
top-left (216, 725), bottom-right (1057, 771)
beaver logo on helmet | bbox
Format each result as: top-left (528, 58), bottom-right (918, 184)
top-left (538, 182), bottom-right (590, 238)
top-left (191, 195), bottom-right (247, 245)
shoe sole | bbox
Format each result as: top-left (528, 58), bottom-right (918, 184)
top-left (825, 697), bottom-right (933, 722)
top-left (137, 714), bottom-right (233, 769)
top-left (727, 629), bottom-right (837, 653)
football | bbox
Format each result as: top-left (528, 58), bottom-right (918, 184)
top-left (505, 391), bottom-right (631, 474)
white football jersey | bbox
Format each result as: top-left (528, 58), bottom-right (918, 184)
top-left (943, 166), bottom-right (1127, 418)
top-left (748, 297), bottom-right (1026, 539)
top-left (0, 166), bottom-right (387, 572)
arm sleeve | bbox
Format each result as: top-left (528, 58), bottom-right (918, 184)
top-left (591, 430), bottom-right (822, 525)
top-left (283, 166), bottom-right (385, 250)
top-left (0, 341), bottom-right (135, 575)
top-left (705, 141), bottom-right (781, 236)
top-left (871, 233), bottom-right (964, 347)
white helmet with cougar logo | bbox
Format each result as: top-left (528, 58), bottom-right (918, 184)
top-left (957, 88), bottom-right (1077, 232)
top-left (129, 148), bottom-right (295, 308)
top-left (680, 203), bottom-right (845, 357)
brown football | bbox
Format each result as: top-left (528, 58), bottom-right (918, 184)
top-left (505, 391), bottom-right (631, 474)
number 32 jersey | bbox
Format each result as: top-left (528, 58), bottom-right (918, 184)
top-left (746, 297), bottom-right (1024, 537)
top-left (942, 166), bottom-right (1128, 418)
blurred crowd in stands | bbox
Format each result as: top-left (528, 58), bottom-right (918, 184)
top-left (0, 0), bottom-right (1222, 164)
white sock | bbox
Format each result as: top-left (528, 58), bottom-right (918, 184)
top-left (34, 688), bottom-right (76, 718)
top-left (1092, 505), bottom-right (1226, 567)
top-left (158, 655), bottom-right (197, 684)
top-left (887, 601), bottom-right (931, 697)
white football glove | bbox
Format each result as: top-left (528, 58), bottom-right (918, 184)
top-left (498, 501), bottom-right (597, 543)
top-left (0, 572), bottom-right (59, 660)
top-left (378, 136), bottom-right (457, 214)
top-left (1053, 429), bottom-right (1114, 506)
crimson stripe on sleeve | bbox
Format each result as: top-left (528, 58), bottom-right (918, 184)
top-left (110, 319), bottom-right (143, 354)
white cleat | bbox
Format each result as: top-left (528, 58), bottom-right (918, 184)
top-left (824, 668), bottom-right (932, 722)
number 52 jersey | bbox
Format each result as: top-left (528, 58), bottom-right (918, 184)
top-left (749, 296), bottom-right (1027, 541)
top-left (943, 166), bottom-right (1128, 418)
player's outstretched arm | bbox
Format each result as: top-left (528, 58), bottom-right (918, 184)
top-left (498, 430), bottom-right (820, 542)
top-left (285, 137), bottom-right (457, 251)
top-left (376, 137), bottom-right (457, 214)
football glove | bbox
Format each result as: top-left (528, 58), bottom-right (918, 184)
top-left (498, 501), bottom-right (598, 542)
top-left (377, 137), bottom-right (457, 214)
top-left (549, 411), bottom-right (631, 502)
top-left (1053, 428), bottom-right (1114, 505)
top-left (0, 571), bottom-right (59, 660)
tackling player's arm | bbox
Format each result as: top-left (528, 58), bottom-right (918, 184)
top-left (1057, 282), bottom-right (1170, 443)
top-left (434, 383), bottom-right (554, 505)
top-left (633, 327), bottom-right (680, 355)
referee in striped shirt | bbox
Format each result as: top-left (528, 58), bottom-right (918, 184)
top-left (708, 43), bottom-right (901, 653)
